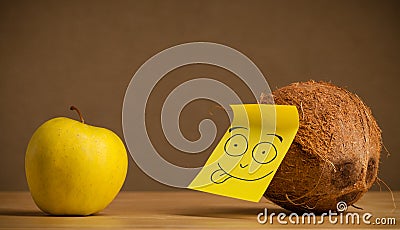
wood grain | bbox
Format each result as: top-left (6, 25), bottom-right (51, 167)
top-left (0, 191), bottom-right (398, 229)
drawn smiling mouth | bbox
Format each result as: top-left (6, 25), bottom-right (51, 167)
top-left (210, 163), bottom-right (273, 184)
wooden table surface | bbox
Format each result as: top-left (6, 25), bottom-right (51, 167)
top-left (0, 191), bottom-right (398, 229)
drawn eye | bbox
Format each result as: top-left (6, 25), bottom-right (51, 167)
top-left (224, 134), bottom-right (248, 156)
top-left (252, 142), bottom-right (277, 164)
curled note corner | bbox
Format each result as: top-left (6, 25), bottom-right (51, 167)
top-left (188, 104), bottom-right (299, 202)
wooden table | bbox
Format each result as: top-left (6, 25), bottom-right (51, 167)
top-left (0, 191), bottom-right (398, 229)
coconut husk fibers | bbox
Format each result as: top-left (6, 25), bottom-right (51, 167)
top-left (260, 81), bottom-right (381, 213)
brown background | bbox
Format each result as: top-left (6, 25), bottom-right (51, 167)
top-left (0, 0), bottom-right (399, 191)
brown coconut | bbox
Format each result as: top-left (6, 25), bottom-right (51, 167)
top-left (261, 81), bottom-right (381, 213)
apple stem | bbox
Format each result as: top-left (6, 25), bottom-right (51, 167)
top-left (70, 106), bottom-right (85, 124)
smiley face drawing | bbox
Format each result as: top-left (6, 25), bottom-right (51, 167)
top-left (210, 127), bottom-right (282, 184)
top-left (188, 104), bottom-right (299, 202)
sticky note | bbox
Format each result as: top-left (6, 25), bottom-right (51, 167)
top-left (188, 104), bottom-right (299, 202)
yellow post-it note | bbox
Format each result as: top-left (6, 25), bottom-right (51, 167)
top-left (188, 104), bottom-right (299, 202)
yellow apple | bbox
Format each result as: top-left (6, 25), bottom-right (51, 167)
top-left (25, 106), bottom-right (128, 216)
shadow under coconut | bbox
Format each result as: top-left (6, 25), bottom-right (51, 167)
top-left (173, 206), bottom-right (292, 219)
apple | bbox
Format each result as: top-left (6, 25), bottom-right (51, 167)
top-left (25, 106), bottom-right (128, 216)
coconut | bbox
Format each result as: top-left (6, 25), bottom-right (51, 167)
top-left (261, 81), bottom-right (382, 213)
